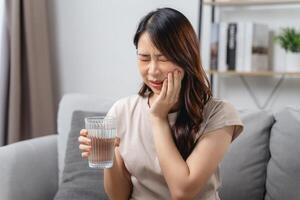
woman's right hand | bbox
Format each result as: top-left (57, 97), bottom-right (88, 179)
top-left (78, 129), bottom-right (91, 159)
top-left (78, 129), bottom-right (121, 159)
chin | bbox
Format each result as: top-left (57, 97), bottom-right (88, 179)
top-left (153, 91), bottom-right (160, 95)
top-left (147, 89), bottom-right (160, 97)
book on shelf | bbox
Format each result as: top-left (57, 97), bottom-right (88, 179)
top-left (236, 22), bottom-right (246, 72)
top-left (210, 23), bottom-right (219, 70)
top-left (226, 23), bottom-right (237, 70)
top-left (217, 22), bottom-right (228, 72)
top-left (210, 22), bottom-right (270, 72)
top-left (244, 23), bottom-right (269, 72)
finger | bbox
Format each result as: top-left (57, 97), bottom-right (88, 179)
top-left (81, 152), bottom-right (90, 158)
top-left (179, 70), bottom-right (184, 81)
top-left (78, 136), bottom-right (91, 145)
top-left (158, 78), bottom-right (168, 99)
top-left (80, 129), bottom-right (88, 136)
top-left (114, 137), bottom-right (120, 147)
top-left (79, 144), bottom-right (92, 152)
top-left (173, 70), bottom-right (182, 99)
top-left (166, 72), bottom-right (174, 99)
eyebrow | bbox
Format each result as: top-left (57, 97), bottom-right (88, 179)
top-left (137, 53), bottom-right (150, 57)
top-left (137, 53), bottom-right (164, 57)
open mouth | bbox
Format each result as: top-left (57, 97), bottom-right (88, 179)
top-left (149, 80), bottom-right (163, 90)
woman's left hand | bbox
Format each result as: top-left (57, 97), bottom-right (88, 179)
top-left (149, 70), bottom-right (183, 119)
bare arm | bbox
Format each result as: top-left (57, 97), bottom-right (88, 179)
top-left (151, 118), bottom-right (233, 200)
top-left (104, 147), bottom-right (133, 200)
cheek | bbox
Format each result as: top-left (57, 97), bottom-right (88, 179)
top-left (160, 63), bottom-right (174, 74)
top-left (164, 64), bottom-right (184, 76)
top-left (138, 61), bottom-right (148, 77)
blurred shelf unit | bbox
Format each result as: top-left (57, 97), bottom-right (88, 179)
top-left (201, 0), bottom-right (300, 77)
top-left (199, 0), bottom-right (300, 109)
top-left (206, 70), bottom-right (300, 77)
top-left (203, 0), bottom-right (300, 6)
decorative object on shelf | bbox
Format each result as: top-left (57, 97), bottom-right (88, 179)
top-left (245, 23), bottom-right (270, 72)
top-left (274, 27), bottom-right (300, 72)
top-left (286, 52), bottom-right (300, 72)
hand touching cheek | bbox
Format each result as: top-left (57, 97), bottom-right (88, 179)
top-left (149, 70), bottom-right (183, 119)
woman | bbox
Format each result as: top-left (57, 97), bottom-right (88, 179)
top-left (78, 7), bottom-right (243, 200)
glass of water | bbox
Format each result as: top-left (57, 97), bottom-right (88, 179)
top-left (85, 116), bottom-right (116, 169)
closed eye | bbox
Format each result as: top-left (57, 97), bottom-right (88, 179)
top-left (157, 55), bottom-right (168, 62)
top-left (138, 54), bottom-right (150, 62)
top-left (137, 53), bottom-right (168, 62)
top-left (138, 56), bottom-right (150, 62)
top-left (158, 57), bottom-right (168, 62)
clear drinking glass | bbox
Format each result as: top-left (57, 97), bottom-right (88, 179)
top-left (85, 116), bottom-right (116, 169)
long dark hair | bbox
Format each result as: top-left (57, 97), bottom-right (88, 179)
top-left (134, 8), bottom-right (212, 160)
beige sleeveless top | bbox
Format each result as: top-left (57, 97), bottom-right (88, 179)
top-left (107, 95), bottom-right (244, 200)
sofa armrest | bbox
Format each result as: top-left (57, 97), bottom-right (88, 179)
top-left (0, 135), bottom-right (58, 200)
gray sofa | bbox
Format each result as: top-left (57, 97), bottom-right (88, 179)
top-left (0, 93), bottom-right (299, 200)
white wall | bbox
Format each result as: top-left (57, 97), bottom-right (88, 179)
top-left (48, 1), bottom-right (300, 112)
top-left (47, 0), bottom-right (199, 107)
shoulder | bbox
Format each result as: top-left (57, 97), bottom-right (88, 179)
top-left (202, 98), bottom-right (244, 141)
top-left (109, 94), bottom-right (145, 113)
top-left (113, 94), bottom-right (144, 108)
top-left (203, 98), bottom-right (238, 119)
top-left (107, 95), bottom-right (145, 139)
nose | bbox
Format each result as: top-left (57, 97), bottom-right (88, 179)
top-left (148, 60), bottom-right (160, 76)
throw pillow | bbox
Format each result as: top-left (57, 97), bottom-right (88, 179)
top-left (265, 106), bottom-right (300, 200)
top-left (219, 110), bottom-right (274, 200)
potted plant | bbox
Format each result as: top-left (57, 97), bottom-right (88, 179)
top-left (274, 28), bottom-right (300, 72)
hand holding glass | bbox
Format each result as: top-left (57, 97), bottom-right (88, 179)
top-left (84, 116), bottom-right (117, 169)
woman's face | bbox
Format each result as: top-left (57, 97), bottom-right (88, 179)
top-left (137, 32), bottom-right (184, 96)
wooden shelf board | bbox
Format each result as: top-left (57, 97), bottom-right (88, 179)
top-left (206, 70), bottom-right (300, 76)
top-left (203, 0), bottom-right (300, 6)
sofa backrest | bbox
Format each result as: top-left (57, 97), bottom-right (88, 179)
top-left (57, 93), bottom-right (116, 183)
top-left (57, 94), bottom-right (300, 200)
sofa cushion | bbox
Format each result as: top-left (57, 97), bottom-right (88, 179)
top-left (265, 106), bottom-right (300, 200)
top-left (54, 110), bottom-right (109, 200)
top-left (219, 110), bottom-right (274, 200)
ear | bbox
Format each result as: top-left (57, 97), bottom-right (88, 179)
top-left (177, 68), bottom-right (185, 80)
